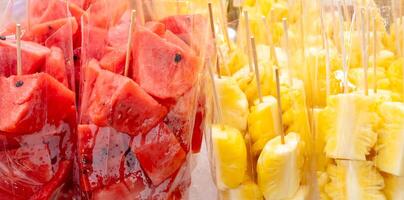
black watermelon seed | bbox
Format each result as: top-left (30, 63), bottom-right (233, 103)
top-left (174, 53), bottom-right (182, 63)
top-left (0, 36), bottom-right (6, 40)
top-left (15, 81), bottom-right (24, 87)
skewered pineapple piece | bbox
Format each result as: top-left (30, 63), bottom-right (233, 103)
top-left (317, 171), bottom-right (331, 200)
top-left (348, 67), bottom-right (391, 91)
top-left (287, 186), bottom-right (309, 200)
top-left (325, 160), bottom-right (386, 200)
top-left (248, 96), bottom-right (280, 156)
top-left (216, 76), bottom-right (249, 131)
top-left (387, 58), bottom-right (404, 100)
top-left (257, 132), bottom-right (303, 200)
top-left (222, 180), bottom-right (263, 200)
top-left (233, 61), bottom-right (274, 104)
top-left (375, 102), bottom-right (404, 176)
top-left (319, 93), bottom-right (380, 160)
top-left (384, 174), bottom-right (404, 200)
top-left (212, 124), bottom-right (248, 190)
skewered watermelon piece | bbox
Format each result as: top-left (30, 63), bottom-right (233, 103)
top-left (0, 39), bottom-right (50, 77)
top-left (99, 49), bottom-right (126, 74)
top-left (131, 27), bottom-right (201, 99)
top-left (81, 60), bottom-right (167, 135)
top-left (0, 73), bottom-right (75, 135)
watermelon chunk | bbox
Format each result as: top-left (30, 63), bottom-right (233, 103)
top-left (81, 60), bottom-right (167, 135)
top-left (0, 40), bottom-right (50, 77)
top-left (0, 73), bottom-right (75, 135)
top-left (133, 123), bottom-right (186, 186)
top-left (24, 17), bottom-right (79, 44)
top-left (163, 30), bottom-right (193, 53)
top-left (131, 28), bottom-right (201, 99)
top-left (99, 49), bottom-right (126, 74)
top-left (44, 46), bottom-right (69, 86)
top-left (145, 21), bottom-right (166, 37)
top-left (163, 89), bottom-right (197, 152)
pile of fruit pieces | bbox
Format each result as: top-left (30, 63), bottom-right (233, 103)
top-left (207, 0), bottom-right (404, 199)
top-left (0, 0), bottom-right (209, 199)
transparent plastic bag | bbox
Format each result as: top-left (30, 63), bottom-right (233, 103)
top-left (77, 0), bottom-right (211, 199)
top-left (0, 0), bottom-right (78, 199)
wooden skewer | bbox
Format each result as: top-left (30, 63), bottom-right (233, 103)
top-left (282, 18), bottom-right (292, 85)
top-left (300, 0), bottom-right (305, 62)
top-left (320, 6), bottom-right (331, 101)
top-left (275, 68), bottom-right (285, 144)
top-left (16, 24), bottom-right (22, 76)
top-left (208, 2), bottom-right (221, 78)
top-left (373, 16), bottom-right (377, 94)
top-left (338, 6), bottom-right (349, 94)
top-left (216, 55), bottom-right (221, 78)
top-left (208, 60), bottom-right (223, 126)
top-left (361, 9), bottom-right (368, 95)
top-left (218, 0), bottom-right (232, 51)
top-left (244, 11), bottom-right (253, 73)
top-left (124, 10), bottom-right (136, 77)
top-left (251, 37), bottom-right (263, 103)
top-left (269, 9), bottom-right (279, 67)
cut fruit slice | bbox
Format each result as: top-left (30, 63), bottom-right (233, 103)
top-left (131, 27), bottom-right (201, 99)
top-left (145, 21), bottom-right (166, 37)
top-left (375, 102), bottom-right (404, 176)
top-left (287, 186), bottom-right (309, 200)
top-left (320, 94), bottom-right (380, 160)
top-left (0, 40), bottom-right (50, 77)
top-left (133, 123), bottom-right (186, 186)
top-left (24, 17), bottom-right (79, 43)
top-left (99, 49), bottom-right (126, 74)
top-left (164, 88), bottom-right (198, 152)
top-left (257, 132), bottom-right (302, 200)
top-left (81, 60), bottom-right (167, 135)
top-left (212, 124), bottom-right (247, 190)
top-left (215, 76), bottom-right (249, 132)
top-left (77, 124), bottom-right (135, 192)
top-left (325, 160), bottom-right (385, 200)
top-left (44, 46), bottom-right (69, 87)
top-left (0, 73), bottom-right (75, 135)
top-left (248, 96), bottom-right (280, 156)
top-left (384, 174), bottom-right (404, 200)
top-left (224, 180), bottom-right (263, 200)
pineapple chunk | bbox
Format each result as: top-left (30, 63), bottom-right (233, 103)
top-left (384, 174), bottom-right (404, 200)
top-left (387, 58), bottom-right (404, 100)
top-left (348, 67), bottom-right (391, 91)
top-left (287, 186), bottom-right (309, 200)
top-left (314, 108), bottom-right (331, 171)
top-left (216, 76), bottom-right (249, 131)
top-left (375, 102), bottom-right (404, 176)
top-left (232, 63), bottom-right (274, 104)
top-left (224, 48), bottom-right (248, 75)
top-left (321, 94), bottom-right (380, 160)
top-left (248, 96), bottom-right (280, 156)
top-left (257, 132), bottom-right (303, 200)
top-left (369, 50), bottom-right (395, 70)
top-left (212, 124), bottom-right (247, 190)
top-left (325, 160), bottom-right (386, 200)
top-left (317, 171), bottom-right (331, 200)
top-left (223, 180), bottom-right (263, 200)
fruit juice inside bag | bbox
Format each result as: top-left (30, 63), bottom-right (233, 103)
top-left (0, 0), bottom-right (78, 199)
top-left (78, 0), bottom-right (211, 198)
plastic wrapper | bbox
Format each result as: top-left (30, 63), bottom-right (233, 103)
top-left (0, 0), bottom-right (78, 199)
top-left (77, 0), bottom-right (211, 199)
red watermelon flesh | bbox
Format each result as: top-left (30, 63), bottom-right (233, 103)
top-left (99, 49), bottom-right (126, 74)
top-left (44, 46), bottom-right (69, 87)
top-left (0, 73), bottom-right (75, 135)
top-left (145, 21), bottom-right (166, 37)
top-left (163, 30), bottom-right (192, 53)
top-left (131, 28), bottom-right (201, 99)
top-left (82, 60), bottom-right (167, 136)
top-left (133, 123), bottom-right (186, 186)
top-left (163, 89), bottom-right (197, 152)
top-left (77, 124), bottom-right (148, 193)
top-left (0, 40), bottom-right (50, 77)
top-left (30, 0), bottom-right (69, 24)
top-left (24, 17), bottom-right (78, 44)
top-left (82, 25), bottom-right (108, 60)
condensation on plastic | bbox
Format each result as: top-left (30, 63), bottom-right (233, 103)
top-left (77, 0), bottom-right (212, 199)
top-left (0, 0), bottom-right (78, 199)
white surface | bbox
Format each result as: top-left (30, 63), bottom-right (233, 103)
top-left (190, 140), bottom-right (218, 200)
